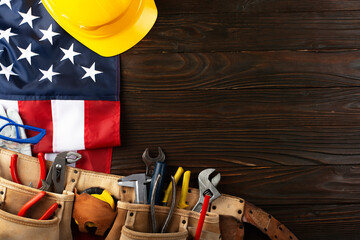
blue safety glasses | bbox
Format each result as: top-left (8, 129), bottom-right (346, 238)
top-left (0, 115), bottom-right (46, 144)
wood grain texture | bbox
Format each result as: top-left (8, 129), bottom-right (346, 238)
top-left (155, 0), bottom-right (360, 14)
top-left (112, 0), bottom-right (360, 238)
top-left (115, 127), bottom-right (360, 166)
top-left (121, 88), bottom-right (360, 128)
top-left (117, 88), bottom-right (360, 165)
top-left (111, 155), bottom-right (360, 205)
top-left (130, 11), bottom-right (360, 53)
top-left (121, 50), bottom-right (360, 90)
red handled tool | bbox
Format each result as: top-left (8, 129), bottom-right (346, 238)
top-left (10, 153), bottom-right (47, 189)
top-left (37, 153), bottom-right (47, 188)
top-left (18, 191), bottom-right (58, 220)
top-left (10, 154), bottom-right (21, 184)
top-left (194, 194), bottom-right (211, 240)
top-left (39, 203), bottom-right (59, 220)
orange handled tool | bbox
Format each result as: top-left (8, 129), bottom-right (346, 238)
top-left (18, 191), bottom-right (58, 220)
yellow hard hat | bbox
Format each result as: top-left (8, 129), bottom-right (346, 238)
top-left (42, 0), bottom-right (158, 57)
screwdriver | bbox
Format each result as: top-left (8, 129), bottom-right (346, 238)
top-left (147, 160), bottom-right (167, 205)
top-left (177, 170), bottom-right (191, 209)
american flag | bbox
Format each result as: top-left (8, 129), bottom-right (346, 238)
top-left (0, 0), bottom-right (121, 171)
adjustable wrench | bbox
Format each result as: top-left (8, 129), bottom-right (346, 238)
top-left (192, 168), bottom-right (221, 212)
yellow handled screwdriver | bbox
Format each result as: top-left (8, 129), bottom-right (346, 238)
top-left (162, 167), bottom-right (184, 206)
top-left (177, 170), bottom-right (191, 209)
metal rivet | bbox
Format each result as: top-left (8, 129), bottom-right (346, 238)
top-left (129, 212), bottom-right (134, 217)
top-left (212, 205), bottom-right (217, 210)
top-left (279, 227), bottom-right (283, 231)
top-left (122, 190), bottom-right (126, 193)
top-left (74, 170), bottom-right (78, 174)
top-left (238, 210), bottom-right (242, 214)
top-left (249, 210), bottom-right (253, 214)
top-left (188, 189), bottom-right (192, 193)
top-left (182, 220), bottom-right (186, 224)
top-left (0, 191), bottom-right (3, 195)
top-left (239, 225), bottom-right (243, 229)
top-left (71, 179), bottom-right (75, 182)
top-left (58, 204), bottom-right (62, 208)
top-left (275, 235), bottom-right (278, 239)
top-left (268, 215), bottom-right (272, 219)
top-left (240, 199), bottom-right (244, 203)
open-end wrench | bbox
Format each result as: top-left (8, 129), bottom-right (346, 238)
top-left (143, 147), bottom-right (167, 205)
top-left (117, 173), bottom-right (151, 204)
top-left (142, 147), bottom-right (165, 177)
top-left (192, 168), bottom-right (221, 212)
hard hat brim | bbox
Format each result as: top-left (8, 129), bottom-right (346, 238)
top-left (42, 0), bottom-right (158, 57)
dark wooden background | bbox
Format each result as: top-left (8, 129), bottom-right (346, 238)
top-left (111, 1), bottom-right (360, 239)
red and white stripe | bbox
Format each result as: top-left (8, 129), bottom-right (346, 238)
top-left (0, 99), bottom-right (120, 173)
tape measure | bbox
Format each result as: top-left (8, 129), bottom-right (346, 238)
top-left (82, 187), bottom-right (116, 210)
top-left (74, 187), bottom-right (116, 233)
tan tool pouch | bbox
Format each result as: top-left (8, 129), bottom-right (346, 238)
top-left (108, 201), bottom-right (220, 240)
top-left (0, 148), bottom-right (298, 240)
top-left (0, 177), bottom-right (74, 240)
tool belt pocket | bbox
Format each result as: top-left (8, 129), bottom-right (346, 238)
top-left (120, 225), bottom-right (188, 240)
top-left (0, 177), bottom-right (74, 240)
top-left (109, 201), bottom-right (221, 240)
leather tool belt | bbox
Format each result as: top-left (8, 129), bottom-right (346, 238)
top-left (0, 148), bottom-right (298, 240)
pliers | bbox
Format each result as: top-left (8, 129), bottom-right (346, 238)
top-left (18, 191), bottom-right (58, 220)
top-left (10, 152), bottom-right (47, 189)
top-left (40, 151), bottom-right (81, 193)
top-left (150, 174), bottom-right (176, 233)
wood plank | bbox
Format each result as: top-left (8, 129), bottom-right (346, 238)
top-left (112, 1), bottom-right (360, 240)
top-left (121, 50), bottom-right (360, 90)
top-left (155, 0), bottom-right (360, 14)
top-left (243, 204), bottom-right (360, 240)
top-left (114, 127), bottom-right (360, 166)
top-left (130, 11), bottom-right (360, 53)
top-left (112, 149), bottom-right (360, 204)
top-left (116, 88), bottom-right (360, 166)
top-left (121, 88), bottom-right (360, 128)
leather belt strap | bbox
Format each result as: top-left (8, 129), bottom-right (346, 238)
top-left (242, 202), bottom-right (298, 240)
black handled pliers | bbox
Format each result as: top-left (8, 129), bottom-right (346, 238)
top-left (40, 151), bottom-right (81, 193)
